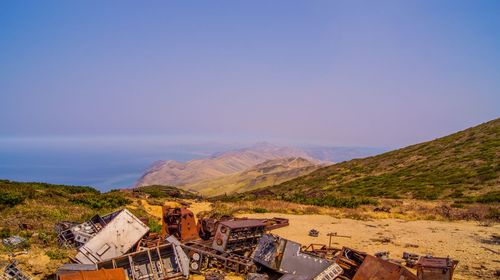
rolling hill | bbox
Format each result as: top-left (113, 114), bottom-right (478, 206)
top-left (231, 118), bottom-right (499, 202)
top-left (184, 157), bottom-right (323, 196)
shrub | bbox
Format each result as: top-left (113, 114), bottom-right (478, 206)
top-left (476, 191), bottom-right (500, 204)
top-left (486, 208), bottom-right (500, 221)
top-left (0, 190), bottom-right (24, 207)
top-left (46, 249), bottom-right (67, 260)
top-left (0, 228), bottom-right (11, 238)
top-left (148, 219), bottom-right (162, 234)
top-left (253, 208), bottom-right (268, 213)
top-left (70, 192), bottom-right (130, 210)
top-left (285, 194), bottom-right (378, 209)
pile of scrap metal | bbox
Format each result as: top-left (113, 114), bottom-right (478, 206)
top-left (161, 206), bottom-right (289, 243)
top-left (54, 206), bottom-right (457, 280)
top-left (255, 234), bottom-right (459, 280)
top-left (54, 206), bottom-right (289, 279)
top-left (163, 206), bottom-right (290, 274)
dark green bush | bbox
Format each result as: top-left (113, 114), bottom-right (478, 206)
top-left (0, 228), bottom-right (11, 238)
top-left (253, 208), bottom-right (268, 213)
top-left (46, 249), bottom-right (67, 260)
top-left (285, 194), bottom-right (378, 208)
top-left (148, 219), bottom-right (162, 234)
top-left (476, 191), bottom-right (500, 204)
top-left (0, 190), bottom-right (24, 207)
top-left (70, 192), bottom-right (130, 210)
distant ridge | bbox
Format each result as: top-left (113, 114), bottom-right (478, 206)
top-left (184, 157), bottom-right (323, 196)
top-left (135, 142), bottom-right (316, 188)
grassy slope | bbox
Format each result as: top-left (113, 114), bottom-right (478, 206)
top-left (269, 118), bottom-right (499, 200)
top-left (0, 181), bottom-right (197, 254)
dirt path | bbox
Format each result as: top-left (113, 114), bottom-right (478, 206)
top-left (237, 213), bottom-right (499, 279)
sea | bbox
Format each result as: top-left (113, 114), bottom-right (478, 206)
top-left (0, 139), bottom-right (234, 192)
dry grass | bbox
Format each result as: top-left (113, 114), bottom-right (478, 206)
top-left (214, 198), bottom-right (499, 222)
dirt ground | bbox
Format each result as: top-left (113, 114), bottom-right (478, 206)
top-left (236, 213), bottom-right (499, 279)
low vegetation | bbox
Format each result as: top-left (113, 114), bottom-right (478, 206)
top-left (221, 118), bottom-right (499, 204)
top-left (0, 180), bottom-right (157, 252)
top-left (133, 184), bottom-right (201, 199)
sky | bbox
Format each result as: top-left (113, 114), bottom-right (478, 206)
top-left (1, 0), bottom-right (499, 148)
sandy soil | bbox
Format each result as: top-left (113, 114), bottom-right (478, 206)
top-left (236, 213), bottom-right (499, 280)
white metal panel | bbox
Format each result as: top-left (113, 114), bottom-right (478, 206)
top-left (75, 209), bottom-right (149, 264)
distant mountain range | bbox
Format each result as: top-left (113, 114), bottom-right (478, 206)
top-left (135, 142), bottom-right (386, 196)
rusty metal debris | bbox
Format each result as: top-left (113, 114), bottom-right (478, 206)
top-left (51, 206), bottom-right (458, 280)
top-left (182, 240), bottom-right (256, 274)
top-left (17, 224), bottom-right (33, 231)
top-left (302, 243), bottom-right (341, 260)
top-left (403, 252), bottom-right (420, 268)
top-left (2, 236), bottom-right (25, 248)
top-left (97, 240), bottom-right (189, 279)
top-left (1, 261), bottom-right (33, 280)
top-left (212, 219), bottom-right (266, 254)
top-left (374, 206), bottom-right (391, 213)
top-left (416, 256), bottom-right (458, 280)
top-left (74, 209), bottom-right (149, 264)
top-left (57, 268), bottom-right (127, 280)
top-left (55, 211), bottom-right (122, 248)
top-left (161, 206), bottom-right (199, 242)
top-left (351, 255), bottom-right (418, 280)
top-left (254, 234), bottom-right (333, 279)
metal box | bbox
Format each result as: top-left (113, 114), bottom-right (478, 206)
top-left (254, 234), bottom-right (333, 279)
top-left (75, 209), bottom-right (149, 264)
top-left (212, 219), bottom-right (266, 253)
top-left (416, 257), bottom-right (458, 280)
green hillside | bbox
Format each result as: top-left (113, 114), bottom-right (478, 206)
top-left (225, 118), bottom-right (499, 204)
top-left (0, 180), bottom-right (197, 248)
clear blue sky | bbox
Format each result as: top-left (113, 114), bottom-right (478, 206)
top-left (1, 0), bottom-right (499, 147)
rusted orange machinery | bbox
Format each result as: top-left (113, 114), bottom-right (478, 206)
top-left (161, 206), bottom-right (199, 242)
top-left (161, 206), bottom-right (289, 244)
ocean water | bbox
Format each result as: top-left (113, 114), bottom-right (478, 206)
top-left (0, 140), bottom-right (233, 191)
